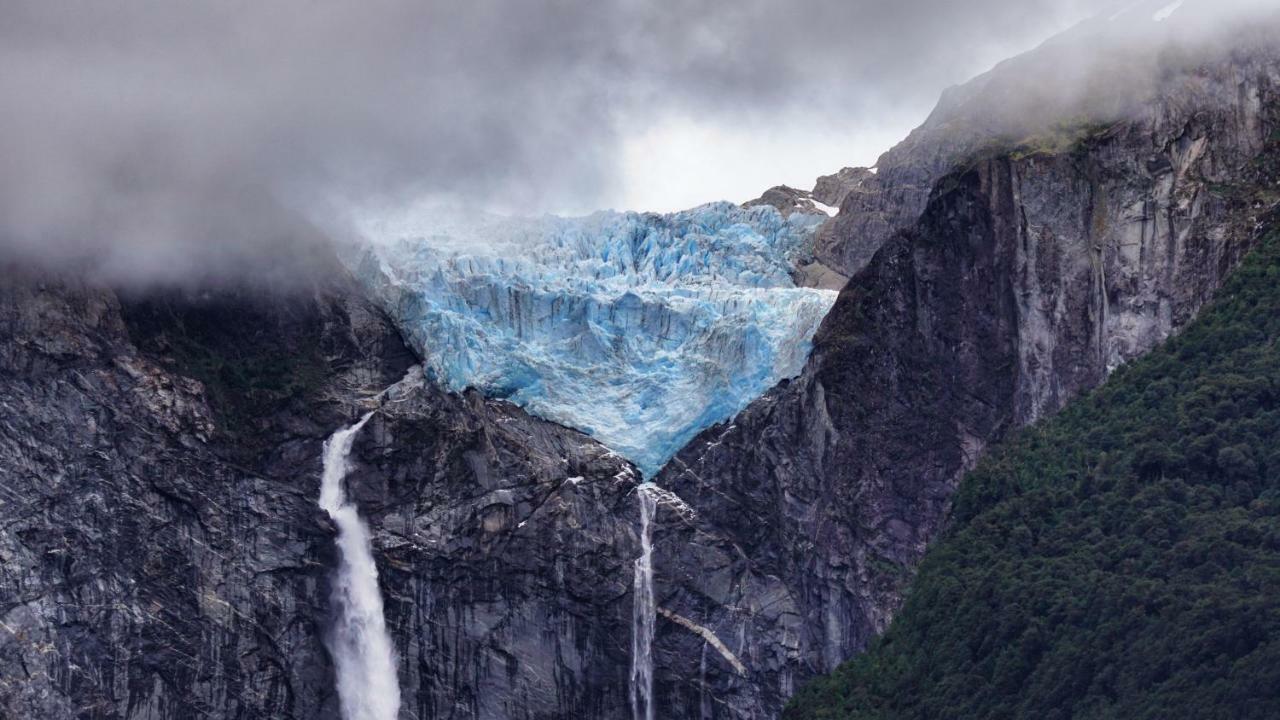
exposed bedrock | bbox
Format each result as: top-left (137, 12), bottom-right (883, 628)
top-left (648, 40), bottom-right (1280, 719)
top-left (0, 266), bottom-right (646, 719)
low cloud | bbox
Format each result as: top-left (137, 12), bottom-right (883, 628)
top-left (11, 0), bottom-right (1262, 287)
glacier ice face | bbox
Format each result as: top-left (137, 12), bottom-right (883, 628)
top-left (350, 201), bottom-right (838, 476)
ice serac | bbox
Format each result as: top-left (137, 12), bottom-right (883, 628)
top-left (352, 201), bottom-right (838, 476)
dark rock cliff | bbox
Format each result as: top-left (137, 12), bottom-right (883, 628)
top-left (810, 4), bottom-right (1280, 282)
top-left (0, 266), bottom-right (643, 719)
top-left (351, 377), bottom-right (641, 719)
top-left (649, 32), bottom-right (1280, 720)
top-left (0, 271), bottom-right (402, 718)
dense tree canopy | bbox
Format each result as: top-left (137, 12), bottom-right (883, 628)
top-left (786, 229), bottom-right (1280, 719)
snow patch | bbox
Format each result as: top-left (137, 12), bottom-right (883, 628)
top-left (808, 199), bottom-right (839, 216)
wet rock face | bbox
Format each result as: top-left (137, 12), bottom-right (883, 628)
top-left (649, 46), bottom-right (1280, 719)
top-left (0, 267), bottom-right (645, 719)
top-left (350, 383), bottom-right (641, 720)
top-left (0, 275), bottom-right (371, 720)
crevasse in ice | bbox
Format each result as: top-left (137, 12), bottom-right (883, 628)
top-left (351, 201), bottom-right (838, 476)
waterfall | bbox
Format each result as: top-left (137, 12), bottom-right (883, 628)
top-left (318, 412), bottom-right (401, 720)
top-left (700, 641), bottom-right (711, 720)
top-left (630, 483), bottom-right (658, 720)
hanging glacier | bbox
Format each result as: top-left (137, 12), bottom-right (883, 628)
top-left (348, 201), bottom-right (838, 476)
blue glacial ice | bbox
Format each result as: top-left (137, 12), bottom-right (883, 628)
top-left (349, 201), bottom-right (838, 476)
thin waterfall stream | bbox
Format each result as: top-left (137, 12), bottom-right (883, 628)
top-left (630, 483), bottom-right (658, 720)
top-left (319, 411), bottom-right (401, 720)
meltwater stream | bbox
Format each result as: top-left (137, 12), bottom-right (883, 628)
top-left (319, 412), bottom-right (401, 720)
top-left (630, 484), bottom-right (658, 720)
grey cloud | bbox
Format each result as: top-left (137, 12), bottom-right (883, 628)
top-left (0, 0), bottom-right (1223, 286)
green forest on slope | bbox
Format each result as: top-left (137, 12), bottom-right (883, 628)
top-left (786, 228), bottom-right (1280, 720)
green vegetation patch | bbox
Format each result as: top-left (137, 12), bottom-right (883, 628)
top-left (958, 118), bottom-right (1117, 170)
top-left (1008, 117), bottom-right (1116, 161)
top-left (122, 296), bottom-right (331, 440)
top-left (165, 328), bottom-right (328, 423)
top-left (786, 228), bottom-right (1280, 720)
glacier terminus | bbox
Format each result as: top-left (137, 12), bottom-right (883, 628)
top-left (350, 201), bottom-right (838, 476)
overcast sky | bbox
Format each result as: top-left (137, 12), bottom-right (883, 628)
top-left (609, 0), bottom-right (1119, 213)
top-left (0, 0), bottom-right (1122, 283)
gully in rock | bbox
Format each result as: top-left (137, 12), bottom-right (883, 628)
top-left (319, 412), bottom-right (402, 720)
top-left (631, 483), bottom-right (658, 720)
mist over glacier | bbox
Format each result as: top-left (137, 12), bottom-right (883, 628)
top-left (348, 201), bottom-right (838, 475)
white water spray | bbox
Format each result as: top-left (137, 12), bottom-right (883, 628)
top-left (630, 483), bottom-right (658, 720)
top-left (319, 412), bottom-right (401, 720)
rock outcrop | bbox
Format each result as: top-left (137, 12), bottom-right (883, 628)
top-left (810, 167), bottom-right (874, 209)
top-left (350, 377), bottom-right (642, 719)
top-left (743, 186), bottom-right (830, 218)
top-left (741, 187), bottom-right (853, 290)
top-left (811, 2), bottom-right (1279, 281)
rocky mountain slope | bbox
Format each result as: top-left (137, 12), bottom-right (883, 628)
top-left (0, 269), bottom-right (398, 718)
top-left (0, 266), bottom-right (644, 719)
top-left (3, 4), bottom-right (1279, 720)
top-left (809, 1), bottom-right (1278, 282)
top-left (786, 222), bottom-right (1280, 719)
top-left (647, 16), bottom-right (1280, 718)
